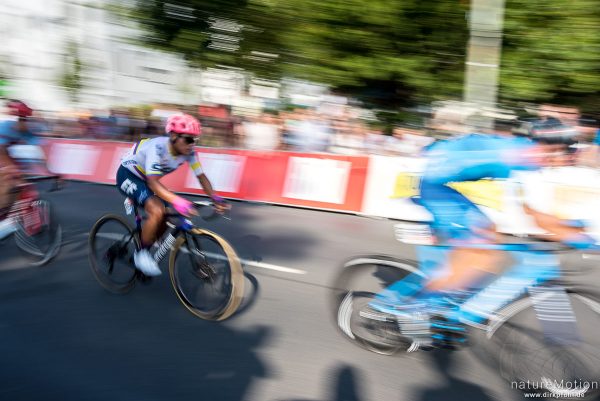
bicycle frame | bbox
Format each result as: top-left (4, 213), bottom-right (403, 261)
top-left (130, 203), bottom-right (196, 265)
top-left (379, 241), bottom-right (582, 345)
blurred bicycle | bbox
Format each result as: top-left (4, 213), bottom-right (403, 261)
top-left (88, 198), bottom-right (244, 321)
top-left (0, 146), bottom-right (62, 266)
top-left (332, 223), bottom-right (600, 400)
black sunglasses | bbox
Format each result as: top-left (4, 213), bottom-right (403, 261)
top-left (179, 135), bottom-right (196, 144)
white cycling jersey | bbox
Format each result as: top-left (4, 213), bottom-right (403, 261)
top-left (121, 136), bottom-right (203, 179)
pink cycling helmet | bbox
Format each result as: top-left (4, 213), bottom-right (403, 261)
top-left (165, 113), bottom-right (201, 136)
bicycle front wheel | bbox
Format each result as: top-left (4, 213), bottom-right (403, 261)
top-left (478, 290), bottom-right (600, 400)
top-left (332, 256), bottom-right (423, 354)
top-left (88, 214), bottom-right (139, 294)
top-left (169, 228), bottom-right (244, 321)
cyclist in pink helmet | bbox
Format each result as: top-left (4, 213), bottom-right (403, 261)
top-left (164, 113), bottom-right (201, 136)
top-left (117, 113), bottom-right (229, 276)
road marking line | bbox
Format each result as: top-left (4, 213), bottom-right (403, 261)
top-left (243, 260), bottom-right (306, 275)
top-left (95, 232), bottom-right (307, 275)
top-left (181, 247), bottom-right (307, 275)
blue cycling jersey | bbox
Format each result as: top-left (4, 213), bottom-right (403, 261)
top-left (0, 120), bottom-right (42, 146)
top-left (422, 134), bottom-right (539, 184)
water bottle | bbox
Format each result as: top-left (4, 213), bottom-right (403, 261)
top-left (124, 198), bottom-right (133, 215)
top-left (0, 218), bottom-right (16, 240)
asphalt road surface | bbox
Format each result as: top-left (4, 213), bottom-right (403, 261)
top-left (2, 181), bottom-right (599, 401)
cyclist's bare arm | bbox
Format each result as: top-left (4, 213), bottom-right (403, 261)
top-left (197, 173), bottom-right (230, 213)
top-left (523, 204), bottom-right (585, 242)
top-left (197, 173), bottom-right (217, 198)
top-left (146, 173), bottom-right (228, 214)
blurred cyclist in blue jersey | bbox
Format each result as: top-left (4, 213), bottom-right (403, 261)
top-left (372, 126), bottom-right (595, 323)
top-left (0, 100), bottom-right (54, 175)
top-left (0, 100), bottom-right (41, 145)
top-left (418, 130), bottom-right (590, 293)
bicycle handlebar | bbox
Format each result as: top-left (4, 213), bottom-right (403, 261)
top-left (164, 199), bottom-right (231, 222)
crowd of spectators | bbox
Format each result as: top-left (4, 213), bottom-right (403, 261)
top-left (28, 104), bottom-right (435, 156)
top-left (8, 102), bottom-right (598, 157)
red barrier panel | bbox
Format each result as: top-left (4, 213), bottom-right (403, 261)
top-left (44, 138), bottom-right (369, 213)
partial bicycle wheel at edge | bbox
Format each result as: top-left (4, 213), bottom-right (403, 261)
top-left (169, 228), bottom-right (244, 321)
top-left (473, 290), bottom-right (600, 401)
top-left (331, 255), bottom-right (424, 355)
top-left (14, 198), bottom-right (62, 266)
top-left (88, 214), bottom-right (139, 294)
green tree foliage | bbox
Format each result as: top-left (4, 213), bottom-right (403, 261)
top-left (126, 0), bottom-right (468, 109)
top-left (59, 41), bottom-right (84, 103)
top-left (124, 0), bottom-right (600, 114)
top-left (129, 0), bottom-right (285, 77)
top-left (270, 0), bottom-right (469, 108)
top-left (500, 0), bottom-right (600, 114)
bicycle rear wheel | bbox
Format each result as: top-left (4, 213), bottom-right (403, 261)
top-left (14, 198), bottom-right (62, 266)
top-left (477, 290), bottom-right (600, 400)
top-left (169, 228), bottom-right (243, 321)
top-left (88, 214), bottom-right (139, 294)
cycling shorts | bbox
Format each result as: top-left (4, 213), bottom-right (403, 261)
top-left (419, 180), bottom-right (493, 245)
top-left (116, 165), bottom-right (155, 207)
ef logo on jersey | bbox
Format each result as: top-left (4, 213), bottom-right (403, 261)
top-left (120, 179), bottom-right (137, 195)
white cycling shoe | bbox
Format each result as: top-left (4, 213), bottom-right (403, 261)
top-left (133, 249), bottom-right (162, 276)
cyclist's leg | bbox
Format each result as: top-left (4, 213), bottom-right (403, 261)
top-left (369, 182), bottom-right (501, 319)
top-left (116, 166), bottom-right (166, 246)
top-left (420, 181), bottom-right (504, 292)
top-left (426, 247), bottom-right (504, 291)
top-left (116, 166), bottom-right (163, 275)
top-left (457, 250), bottom-right (561, 325)
top-left (0, 163), bottom-right (20, 215)
top-left (140, 197), bottom-right (165, 248)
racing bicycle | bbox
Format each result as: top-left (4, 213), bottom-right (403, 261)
top-left (332, 221), bottom-right (600, 400)
top-left (88, 198), bottom-right (244, 321)
top-left (0, 145), bottom-right (62, 266)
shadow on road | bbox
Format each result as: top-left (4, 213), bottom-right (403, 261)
top-left (410, 350), bottom-right (493, 401)
top-left (0, 255), bottom-right (275, 401)
top-left (281, 364), bottom-right (366, 401)
top-left (230, 271), bottom-right (261, 319)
